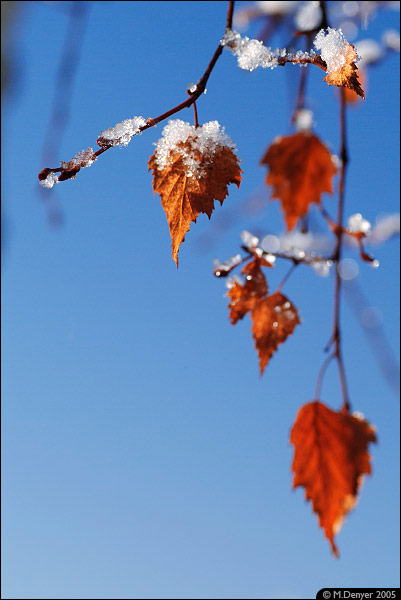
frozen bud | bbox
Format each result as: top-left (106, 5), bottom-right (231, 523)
top-left (39, 172), bottom-right (59, 189)
top-left (347, 213), bottom-right (371, 235)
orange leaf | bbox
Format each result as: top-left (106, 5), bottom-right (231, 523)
top-left (251, 291), bottom-right (300, 374)
top-left (343, 68), bottom-right (367, 104)
top-left (261, 132), bottom-right (337, 230)
top-left (290, 401), bottom-right (377, 557)
top-left (149, 129), bottom-right (242, 266)
top-left (324, 44), bottom-right (365, 99)
top-left (227, 258), bottom-right (268, 324)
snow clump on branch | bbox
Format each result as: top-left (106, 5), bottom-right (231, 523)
top-left (97, 116), bottom-right (147, 148)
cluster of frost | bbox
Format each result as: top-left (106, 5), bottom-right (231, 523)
top-left (61, 147), bottom-right (97, 169)
top-left (98, 116), bottom-right (147, 148)
top-left (39, 171), bottom-right (60, 189)
top-left (314, 27), bottom-right (358, 73)
top-left (39, 147), bottom-right (97, 189)
top-left (221, 29), bottom-right (316, 71)
top-left (295, 1), bottom-right (322, 32)
top-left (347, 213), bottom-right (372, 235)
top-left (153, 119), bottom-right (237, 178)
top-left (221, 29), bottom-right (287, 71)
top-left (294, 108), bottom-right (314, 131)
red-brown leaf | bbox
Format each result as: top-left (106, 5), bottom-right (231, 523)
top-left (251, 291), bottom-right (300, 374)
top-left (290, 401), bottom-right (377, 556)
top-left (227, 258), bottom-right (268, 324)
top-left (261, 132), bottom-right (337, 230)
top-left (149, 141), bottom-right (242, 266)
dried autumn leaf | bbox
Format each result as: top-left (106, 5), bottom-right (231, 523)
top-left (149, 121), bottom-right (242, 266)
top-left (261, 132), bottom-right (337, 230)
top-left (227, 258), bottom-right (269, 324)
top-left (251, 291), bottom-right (300, 374)
top-left (290, 401), bottom-right (377, 557)
top-left (343, 68), bottom-right (366, 103)
top-left (324, 43), bottom-right (365, 99)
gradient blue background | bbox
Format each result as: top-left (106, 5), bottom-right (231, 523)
top-left (2, 2), bottom-right (400, 598)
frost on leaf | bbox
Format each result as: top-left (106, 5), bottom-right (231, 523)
top-left (314, 28), bottom-right (365, 98)
top-left (227, 258), bottom-right (269, 324)
top-left (251, 292), bottom-right (300, 374)
top-left (149, 120), bottom-right (242, 266)
top-left (261, 132), bottom-right (337, 230)
top-left (290, 401), bottom-right (377, 557)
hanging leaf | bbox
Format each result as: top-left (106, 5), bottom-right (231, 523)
top-left (227, 258), bottom-right (269, 324)
top-left (149, 120), bottom-right (242, 266)
top-left (290, 400), bottom-right (377, 557)
top-left (324, 43), bottom-right (365, 99)
top-left (261, 132), bottom-right (337, 231)
top-left (251, 291), bottom-right (300, 374)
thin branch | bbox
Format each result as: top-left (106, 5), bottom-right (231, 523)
top-left (332, 88), bottom-right (350, 412)
top-left (38, 1), bottom-right (235, 182)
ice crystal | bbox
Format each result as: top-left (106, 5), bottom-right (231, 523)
top-left (314, 28), bottom-right (358, 73)
top-left (221, 29), bottom-right (282, 71)
top-left (39, 172), bottom-right (59, 189)
top-left (98, 116), bottom-right (147, 148)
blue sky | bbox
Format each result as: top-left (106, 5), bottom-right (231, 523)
top-left (2, 2), bottom-right (400, 598)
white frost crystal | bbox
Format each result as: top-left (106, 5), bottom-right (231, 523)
top-left (314, 27), bottom-right (358, 73)
top-left (221, 29), bottom-right (282, 71)
top-left (153, 119), bottom-right (238, 178)
top-left (347, 213), bottom-right (372, 235)
top-left (98, 116), bottom-right (147, 147)
top-left (39, 172), bottom-right (59, 189)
